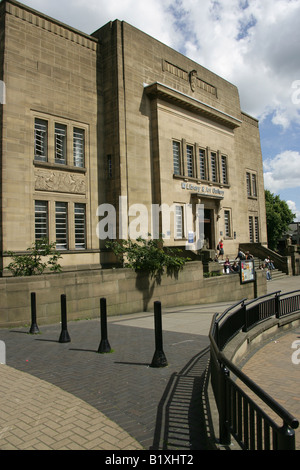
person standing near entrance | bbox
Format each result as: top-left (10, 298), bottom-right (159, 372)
top-left (218, 239), bottom-right (224, 260)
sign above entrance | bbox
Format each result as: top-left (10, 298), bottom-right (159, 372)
top-left (181, 182), bottom-right (224, 198)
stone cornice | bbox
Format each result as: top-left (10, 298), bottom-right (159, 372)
top-left (144, 82), bottom-right (242, 130)
top-left (2, 0), bottom-right (98, 51)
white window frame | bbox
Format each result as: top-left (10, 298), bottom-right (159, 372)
top-left (186, 144), bottom-right (194, 178)
top-left (34, 119), bottom-right (48, 162)
top-left (199, 148), bottom-right (206, 180)
top-left (211, 152), bottom-right (217, 182)
top-left (55, 123), bottom-right (67, 165)
top-left (73, 128), bottom-right (85, 168)
top-left (55, 202), bottom-right (68, 250)
top-left (74, 203), bottom-right (86, 250)
top-left (173, 140), bottom-right (181, 175)
top-left (35, 200), bottom-right (48, 240)
top-left (175, 205), bottom-right (184, 239)
top-left (221, 155), bottom-right (228, 185)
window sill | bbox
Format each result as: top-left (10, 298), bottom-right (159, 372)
top-left (34, 160), bottom-right (87, 174)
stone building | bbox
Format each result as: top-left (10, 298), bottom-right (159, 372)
top-left (0, 0), bottom-right (267, 273)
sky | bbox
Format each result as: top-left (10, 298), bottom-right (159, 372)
top-left (21, 0), bottom-right (300, 221)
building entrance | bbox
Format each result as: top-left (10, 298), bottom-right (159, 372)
top-left (203, 209), bottom-right (214, 250)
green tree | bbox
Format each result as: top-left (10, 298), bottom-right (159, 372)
top-left (5, 238), bottom-right (62, 276)
top-left (106, 236), bottom-right (189, 282)
top-left (265, 190), bottom-right (295, 250)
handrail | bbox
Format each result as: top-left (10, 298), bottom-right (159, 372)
top-left (209, 329), bottom-right (299, 430)
top-left (209, 290), bottom-right (300, 449)
top-left (244, 290), bottom-right (281, 307)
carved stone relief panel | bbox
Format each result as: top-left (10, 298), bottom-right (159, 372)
top-left (35, 169), bottom-right (86, 194)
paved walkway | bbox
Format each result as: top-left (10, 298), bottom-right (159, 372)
top-left (0, 275), bottom-right (299, 450)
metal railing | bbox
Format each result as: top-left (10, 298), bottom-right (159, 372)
top-left (209, 290), bottom-right (300, 450)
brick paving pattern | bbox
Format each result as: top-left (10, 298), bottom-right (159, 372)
top-left (0, 276), bottom-right (299, 451)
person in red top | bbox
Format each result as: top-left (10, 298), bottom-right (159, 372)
top-left (218, 239), bottom-right (224, 260)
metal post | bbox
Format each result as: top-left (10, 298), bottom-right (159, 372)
top-left (29, 292), bottom-right (40, 334)
top-left (58, 294), bottom-right (71, 343)
top-left (275, 293), bottom-right (281, 319)
top-left (150, 301), bottom-right (168, 368)
top-left (218, 364), bottom-right (231, 446)
top-left (98, 298), bottom-right (112, 353)
top-left (277, 424), bottom-right (296, 450)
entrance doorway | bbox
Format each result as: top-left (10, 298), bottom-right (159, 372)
top-left (203, 209), bottom-right (214, 250)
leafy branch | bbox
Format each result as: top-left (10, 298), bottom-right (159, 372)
top-left (5, 238), bottom-right (62, 276)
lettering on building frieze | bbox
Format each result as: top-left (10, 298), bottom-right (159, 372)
top-left (35, 169), bottom-right (86, 194)
top-left (181, 182), bottom-right (224, 198)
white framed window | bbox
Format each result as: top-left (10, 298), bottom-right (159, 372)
top-left (186, 144), bottom-right (194, 178)
top-left (252, 174), bottom-right (257, 197)
top-left (246, 171), bottom-right (258, 197)
top-left (246, 173), bottom-right (251, 196)
top-left (224, 210), bottom-right (231, 237)
top-left (254, 216), bottom-right (259, 242)
top-left (211, 152), bottom-right (217, 182)
top-left (73, 128), bottom-right (85, 167)
top-left (74, 203), bottom-right (86, 250)
top-left (221, 155), bottom-right (228, 184)
top-left (55, 123), bottom-right (67, 164)
top-left (173, 140), bottom-right (181, 175)
top-left (249, 216), bottom-right (254, 243)
top-left (199, 148), bottom-right (206, 180)
top-left (34, 119), bottom-right (48, 162)
top-left (175, 205), bottom-right (184, 239)
top-left (55, 202), bottom-right (68, 250)
top-left (35, 200), bottom-right (48, 240)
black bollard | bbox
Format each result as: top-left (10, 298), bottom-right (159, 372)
top-left (58, 294), bottom-right (71, 343)
top-left (29, 292), bottom-right (40, 335)
top-left (29, 292), bottom-right (40, 334)
top-left (97, 298), bottom-right (112, 353)
top-left (150, 301), bottom-right (168, 368)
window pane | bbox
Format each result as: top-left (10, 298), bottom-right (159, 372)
top-left (56, 202), bottom-right (68, 250)
top-left (34, 119), bottom-right (48, 161)
top-left (252, 174), bottom-right (257, 196)
top-left (249, 216), bottom-right (254, 243)
top-left (187, 145), bottom-right (194, 178)
top-left (224, 210), bottom-right (230, 237)
top-left (75, 203), bottom-right (86, 250)
top-left (173, 141), bottom-right (180, 175)
top-left (175, 205), bottom-right (183, 239)
top-left (246, 173), bottom-right (251, 196)
top-left (55, 124), bottom-right (67, 164)
top-left (35, 201), bottom-right (48, 240)
top-left (255, 216), bottom-right (259, 242)
top-left (73, 128), bottom-right (85, 167)
top-left (211, 152), bottom-right (217, 182)
top-left (221, 156), bottom-right (228, 184)
top-left (199, 149), bottom-right (206, 180)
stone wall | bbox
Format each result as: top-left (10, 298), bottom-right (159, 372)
top-left (0, 262), bottom-right (266, 328)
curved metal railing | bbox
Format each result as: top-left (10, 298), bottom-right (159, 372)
top-left (209, 290), bottom-right (300, 450)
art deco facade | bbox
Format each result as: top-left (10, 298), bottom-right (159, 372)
top-left (0, 0), bottom-right (267, 272)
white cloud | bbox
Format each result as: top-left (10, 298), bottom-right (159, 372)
top-left (287, 200), bottom-right (300, 221)
top-left (22, 0), bottom-right (300, 129)
top-left (263, 150), bottom-right (300, 191)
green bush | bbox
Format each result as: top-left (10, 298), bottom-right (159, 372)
top-left (5, 238), bottom-right (62, 276)
top-left (106, 236), bottom-right (190, 282)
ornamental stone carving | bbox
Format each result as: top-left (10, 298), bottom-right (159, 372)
top-left (35, 169), bottom-right (86, 194)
